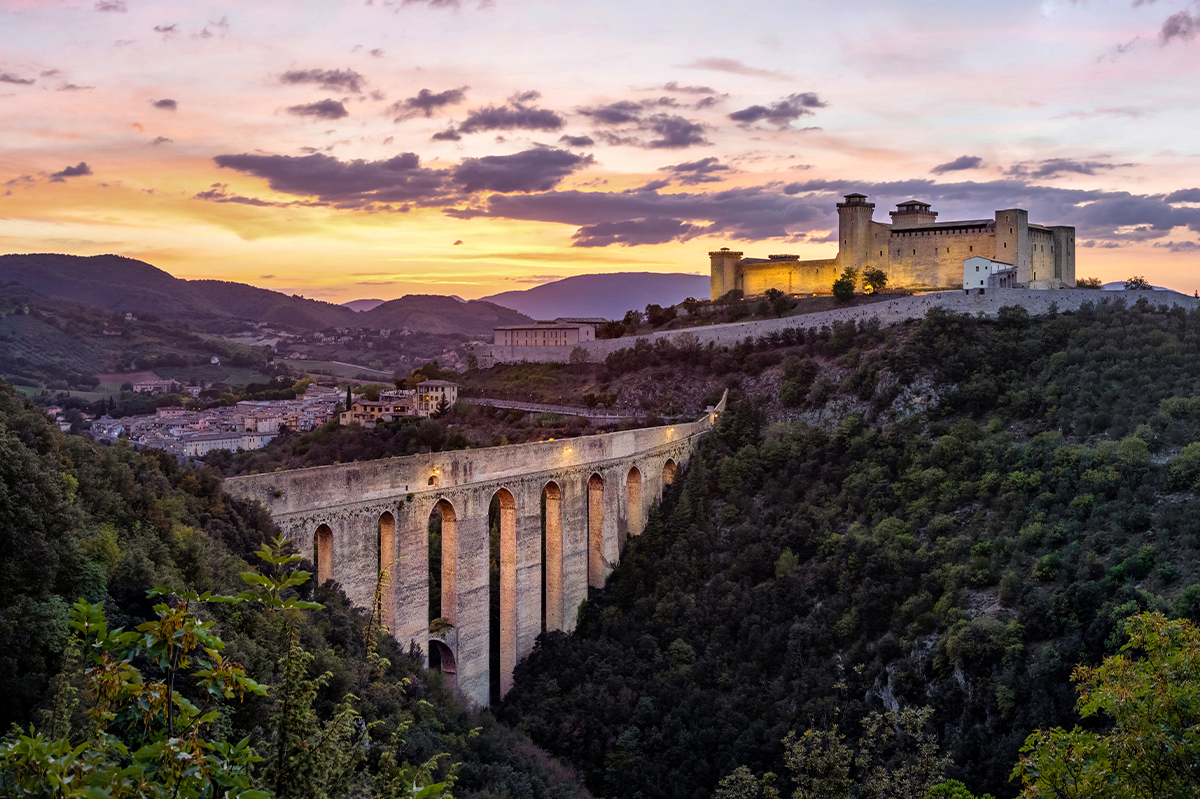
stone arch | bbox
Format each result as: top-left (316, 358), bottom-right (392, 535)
top-left (378, 511), bottom-right (396, 632)
top-left (662, 458), bottom-right (678, 488)
top-left (428, 640), bottom-right (457, 689)
top-left (626, 467), bottom-right (643, 537)
top-left (315, 523), bottom-right (333, 585)
top-left (543, 481), bottom-right (563, 633)
top-left (492, 487), bottom-right (517, 702)
top-left (588, 473), bottom-right (605, 588)
top-left (430, 499), bottom-right (457, 625)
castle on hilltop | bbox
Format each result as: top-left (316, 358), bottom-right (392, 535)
top-left (709, 194), bottom-right (1076, 298)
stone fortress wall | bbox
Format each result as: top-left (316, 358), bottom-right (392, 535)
top-left (709, 194), bottom-right (1076, 299)
top-left (477, 289), bottom-right (1200, 367)
top-left (222, 394), bottom-right (726, 707)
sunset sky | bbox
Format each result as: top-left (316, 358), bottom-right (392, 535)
top-left (2, 0), bottom-right (1199, 301)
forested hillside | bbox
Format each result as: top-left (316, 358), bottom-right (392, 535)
top-left (0, 380), bottom-right (584, 798)
top-left (502, 296), bottom-right (1200, 798)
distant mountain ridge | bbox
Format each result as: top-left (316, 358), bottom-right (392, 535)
top-left (344, 299), bottom-right (386, 313)
top-left (480, 272), bottom-right (710, 320)
top-left (0, 254), bottom-right (531, 336)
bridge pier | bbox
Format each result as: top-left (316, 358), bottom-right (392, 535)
top-left (224, 396), bottom-right (725, 708)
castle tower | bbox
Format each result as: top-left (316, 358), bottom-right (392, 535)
top-left (709, 248), bottom-right (743, 299)
top-left (889, 200), bottom-right (938, 230)
top-left (995, 208), bottom-right (1030, 283)
top-left (836, 193), bottom-right (875, 277)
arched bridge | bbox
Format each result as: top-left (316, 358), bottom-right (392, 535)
top-left (222, 393), bottom-right (725, 706)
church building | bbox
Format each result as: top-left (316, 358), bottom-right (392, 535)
top-left (709, 194), bottom-right (1076, 298)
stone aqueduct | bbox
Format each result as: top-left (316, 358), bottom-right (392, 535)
top-left (223, 394), bottom-right (725, 707)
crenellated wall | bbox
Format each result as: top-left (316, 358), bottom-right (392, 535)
top-left (222, 394), bottom-right (726, 707)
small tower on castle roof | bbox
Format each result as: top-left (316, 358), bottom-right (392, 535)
top-left (889, 200), bottom-right (939, 229)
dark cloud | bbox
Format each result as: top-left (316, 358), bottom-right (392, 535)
top-left (193, 184), bottom-right (287, 207)
top-left (260, 274), bottom-right (276, 279)
top-left (682, 58), bottom-right (790, 80)
top-left (150, 136), bottom-right (172, 145)
top-left (431, 127), bottom-right (462, 141)
top-left (452, 149), bottom-right (593, 193)
top-left (629, 179), bottom-right (671, 193)
top-left (280, 68), bottom-right (366, 94)
top-left (446, 184), bottom-right (826, 242)
top-left (456, 103), bottom-right (565, 134)
top-left (784, 177), bottom-right (1200, 243)
top-left (1005, 158), bottom-right (1134, 179)
top-left (509, 89), bottom-right (541, 104)
top-left (58, 83), bottom-right (95, 91)
top-left (40, 69), bottom-right (62, 77)
top-left (369, 48), bottom-right (385, 57)
top-left (154, 24), bottom-right (177, 37)
top-left (660, 81), bottom-right (717, 94)
top-left (453, 239), bottom-right (463, 245)
top-left (1154, 240), bottom-right (1200, 252)
top-left (694, 96), bottom-right (719, 109)
top-left (1080, 240), bottom-right (1125, 249)
top-left (577, 100), bottom-right (642, 125)
top-left (442, 173), bottom-right (1200, 249)
top-left (1167, 188), bottom-right (1200, 203)
top-left (641, 96), bottom-right (681, 109)
top-left (49, 162), bottom-right (93, 182)
top-left (287, 99), bottom-right (349, 120)
top-left (573, 217), bottom-right (698, 247)
top-left (643, 114), bottom-right (709, 148)
top-left (213, 151), bottom-right (452, 207)
top-left (152, 98), bottom-right (177, 110)
top-left (388, 87), bottom-right (468, 121)
top-left (659, 156), bottom-right (731, 185)
top-left (931, 155), bottom-right (986, 174)
top-left (0, 73), bottom-right (35, 85)
top-left (1161, 10), bottom-right (1197, 43)
top-left (729, 92), bottom-right (827, 127)
top-left (559, 134), bottom-right (595, 147)
top-left (95, 0), bottom-right (126, 11)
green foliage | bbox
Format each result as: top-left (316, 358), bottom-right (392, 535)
top-left (1013, 612), bottom-right (1200, 798)
top-left (925, 780), bottom-right (995, 799)
top-left (1123, 275), bottom-right (1151, 290)
top-left (504, 308), bottom-right (1200, 799)
top-left (832, 267), bottom-right (858, 301)
top-left (862, 267), bottom-right (888, 295)
top-left (0, 378), bottom-right (587, 799)
top-left (785, 706), bottom-right (950, 799)
top-left (1075, 277), bottom-right (1102, 290)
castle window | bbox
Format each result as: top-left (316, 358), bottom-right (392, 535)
top-left (970, 246), bottom-right (973, 252)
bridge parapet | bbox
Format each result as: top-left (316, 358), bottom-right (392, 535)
top-left (222, 391), bottom-right (726, 706)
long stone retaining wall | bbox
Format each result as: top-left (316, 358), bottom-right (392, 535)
top-left (476, 289), bottom-right (1200, 366)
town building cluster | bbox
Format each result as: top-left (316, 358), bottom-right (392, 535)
top-left (339, 380), bottom-right (459, 428)
top-left (90, 383), bottom-right (343, 457)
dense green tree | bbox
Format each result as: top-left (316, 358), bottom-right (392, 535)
top-left (1013, 613), bottom-right (1200, 798)
top-left (833, 267), bottom-right (858, 301)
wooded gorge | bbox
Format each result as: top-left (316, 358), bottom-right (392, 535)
top-left (502, 297), bottom-right (1200, 799)
top-left (4, 295), bottom-right (1200, 798)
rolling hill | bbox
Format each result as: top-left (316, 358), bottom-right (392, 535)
top-left (0, 253), bottom-right (357, 332)
top-left (358, 294), bottom-right (532, 337)
top-left (479, 272), bottom-right (711, 320)
top-left (0, 254), bottom-right (527, 335)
